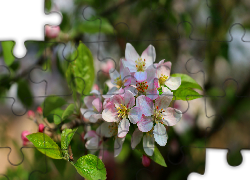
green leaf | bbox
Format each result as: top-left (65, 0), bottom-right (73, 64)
top-left (45, 0), bottom-right (52, 11)
top-left (43, 96), bottom-right (67, 117)
top-left (103, 83), bottom-right (109, 95)
top-left (171, 73), bottom-right (202, 90)
top-left (1, 41), bottom-right (15, 66)
top-left (62, 104), bottom-right (75, 120)
top-left (17, 80), bottom-right (33, 107)
top-left (73, 154), bottom-right (106, 180)
top-left (66, 42), bottom-right (95, 96)
top-left (61, 128), bottom-right (77, 159)
top-left (26, 133), bottom-right (63, 159)
top-left (172, 88), bottom-right (203, 100)
top-left (136, 142), bottom-right (167, 167)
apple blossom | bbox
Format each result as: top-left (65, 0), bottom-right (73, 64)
top-left (101, 60), bottom-right (115, 75)
top-left (37, 107), bottom-right (43, 115)
top-left (156, 60), bottom-right (181, 92)
top-left (122, 43), bottom-right (156, 82)
top-left (45, 25), bottom-right (60, 39)
top-left (84, 130), bottom-right (103, 153)
top-left (81, 90), bottom-right (103, 123)
top-left (136, 92), bottom-right (182, 148)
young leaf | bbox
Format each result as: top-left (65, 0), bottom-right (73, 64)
top-left (1, 41), bottom-right (15, 66)
top-left (171, 73), bottom-right (202, 90)
top-left (73, 154), bottom-right (106, 180)
top-left (66, 42), bottom-right (95, 96)
top-left (62, 104), bottom-right (75, 120)
top-left (61, 128), bottom-right (77, 159)
top-left (136, 143), bottom-right (167, 167)
top-left (26, 133), bottom-right (63, 159)
top-left (43, 96), bottom-right (67, 117)
top-left (172, 88), bottom-right (203, 100)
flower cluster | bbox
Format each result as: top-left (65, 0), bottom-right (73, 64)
top-left (81, 43), bottom-right (182, 157)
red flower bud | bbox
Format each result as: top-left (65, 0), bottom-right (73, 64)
top-left (38, 124), bottom-right (45, 132)
top-left (36, 107), bottom-right (43, 115)
top-left (45, 25), bottom-right (60, 39)
top-left (142, 155), bottom-right (151, 167)
top-left (27, 110), bottom-right (35, 119)
top-left (21, 130), bottom-right (30, 142)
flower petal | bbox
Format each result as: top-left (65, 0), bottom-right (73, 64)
top-left (89, 114), bottom-right (102, 123)
top-left (128, 107), bottom-right (141, 124)
top-left (155, 92), bottom-right (173, 110)
top-left (136, 95), bottom-right (154, 116)
top-left (134, 71), bottom-right (147, 82)
top-left (96, 122), bottom-right (116, 137)
top-left (122, 58), bottom-right (137, 72)
top-left (110, 94), bottom-right (124, 109)
top-left (118, 118), bottom-right (130, 138)
top-left (84, 96), bottom-right (96, 110)
top-left (124, 90), bottom-right (135, 109)
top-left (165, 77), bottom-right (181, 90)
top-left (143, 133), bottom-right (154, 156)
top-left (137, 115), bottom-right (153, 132)
top-left (125, 43), bottom-right (139, 63)
top-left (153, 123), bottom-right (168, 146)
top-left (131, 128), bottom-right (143, 149)
top-left (102, 86), bottom-right (119, 99)
top-left (145, 64), bottom-right (157, 83)
top-left (85, 136), bottom-right (100, 151)
top-left (84, 130), bottom-right (98, 140)
top-left (114, 137), bottom-right (125, 157)
top-left (109, 68), bottom-right (120, 85)
top-left (92, 98), bottom-right (102, 112)
top-left (141, 45), bottom-right (156, 68)
top-left (102, 102), bottom-right (119, 122)
top-left (162, 107), bottom-right (182, 126)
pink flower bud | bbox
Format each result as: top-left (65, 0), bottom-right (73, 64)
top-left (45, 25), bottom-right (60, 39)
top-left (27, 110), bottom-right (35, 119)
top-left (36, 107), bottom-right (43, 115)
top-left (142, 155), bottom-right (151, 167)
top-left (38, 124), bottom-right (45, 132)
top-left (92, 84), bottom-right (100, 91)
top-left (101, 60), bottom-right (114, 75)
top-left (21, 130), bottom-right (30, 142)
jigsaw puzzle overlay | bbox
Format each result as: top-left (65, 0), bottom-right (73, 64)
top-left (0, 0), bottom-right (250, 179)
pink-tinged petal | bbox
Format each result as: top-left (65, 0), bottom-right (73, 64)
top-left (145, 64), bottom-right (157, 83)
top-left (122, 58), bottom-right (137, 72)
top-left (110, 94), bottom-right (124, 109)
top-left (90, 90), bottom-right (101, 96)
top-left (84, 130), bottom-right (98, 140)
top-left (109, 68), bottom-right (120, 85)
top-left (155, 92), bottom-right (173, 110)
top-left (118, 118), bottom-right (130, 138)
top-left (114, 137), bottom-right (125, 157)
top-left (141, 44), bottom-right (156, 68)
top-left (165, 77), bottom-right (181, 90)
top-left (84, 96), bottom-right (96, 110)
top-left (92, 98), bottom-right (102, 112)
top-left (124, 85), bottom-right (137, 96)
top-left (125, 43), bottom-right (139, 63)
top-left (96, 122), bottom-right (116, 137)
top-left (128, 107), bottom-right (141, 124)
top-left (83, 111), bottom-right (96, 120)
top-left (153, 123), bottom-right (168, 146)
top-left (162, 86), bottom-right (171, 93)
top-left (85, 136), bottom-right (100, 151)
top-left (146, 87), bottom-right (159, 100)
top-left (102, 102), bottom-right (119, 122)
top-left (136, 95), bottom-right (154, 116)
top-left (131, 128), bottom-right (143, 149)
top-left (124, 90), bottom-right (135, 109)
top-left (162, 108), bottom-right (182, 126)
top-left (123, 76), bottom-right (131, 87)
top-left (138, 115), bottom-right (153, 132)
top-left (89, 114), bottom-right (102, 123)
top-left (143, 133), bottom-right (154, 156)
top-left (134, 71), bottom-right (147, 82)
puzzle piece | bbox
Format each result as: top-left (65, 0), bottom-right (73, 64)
top-left (188, 149), bottom-right (250, 180)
